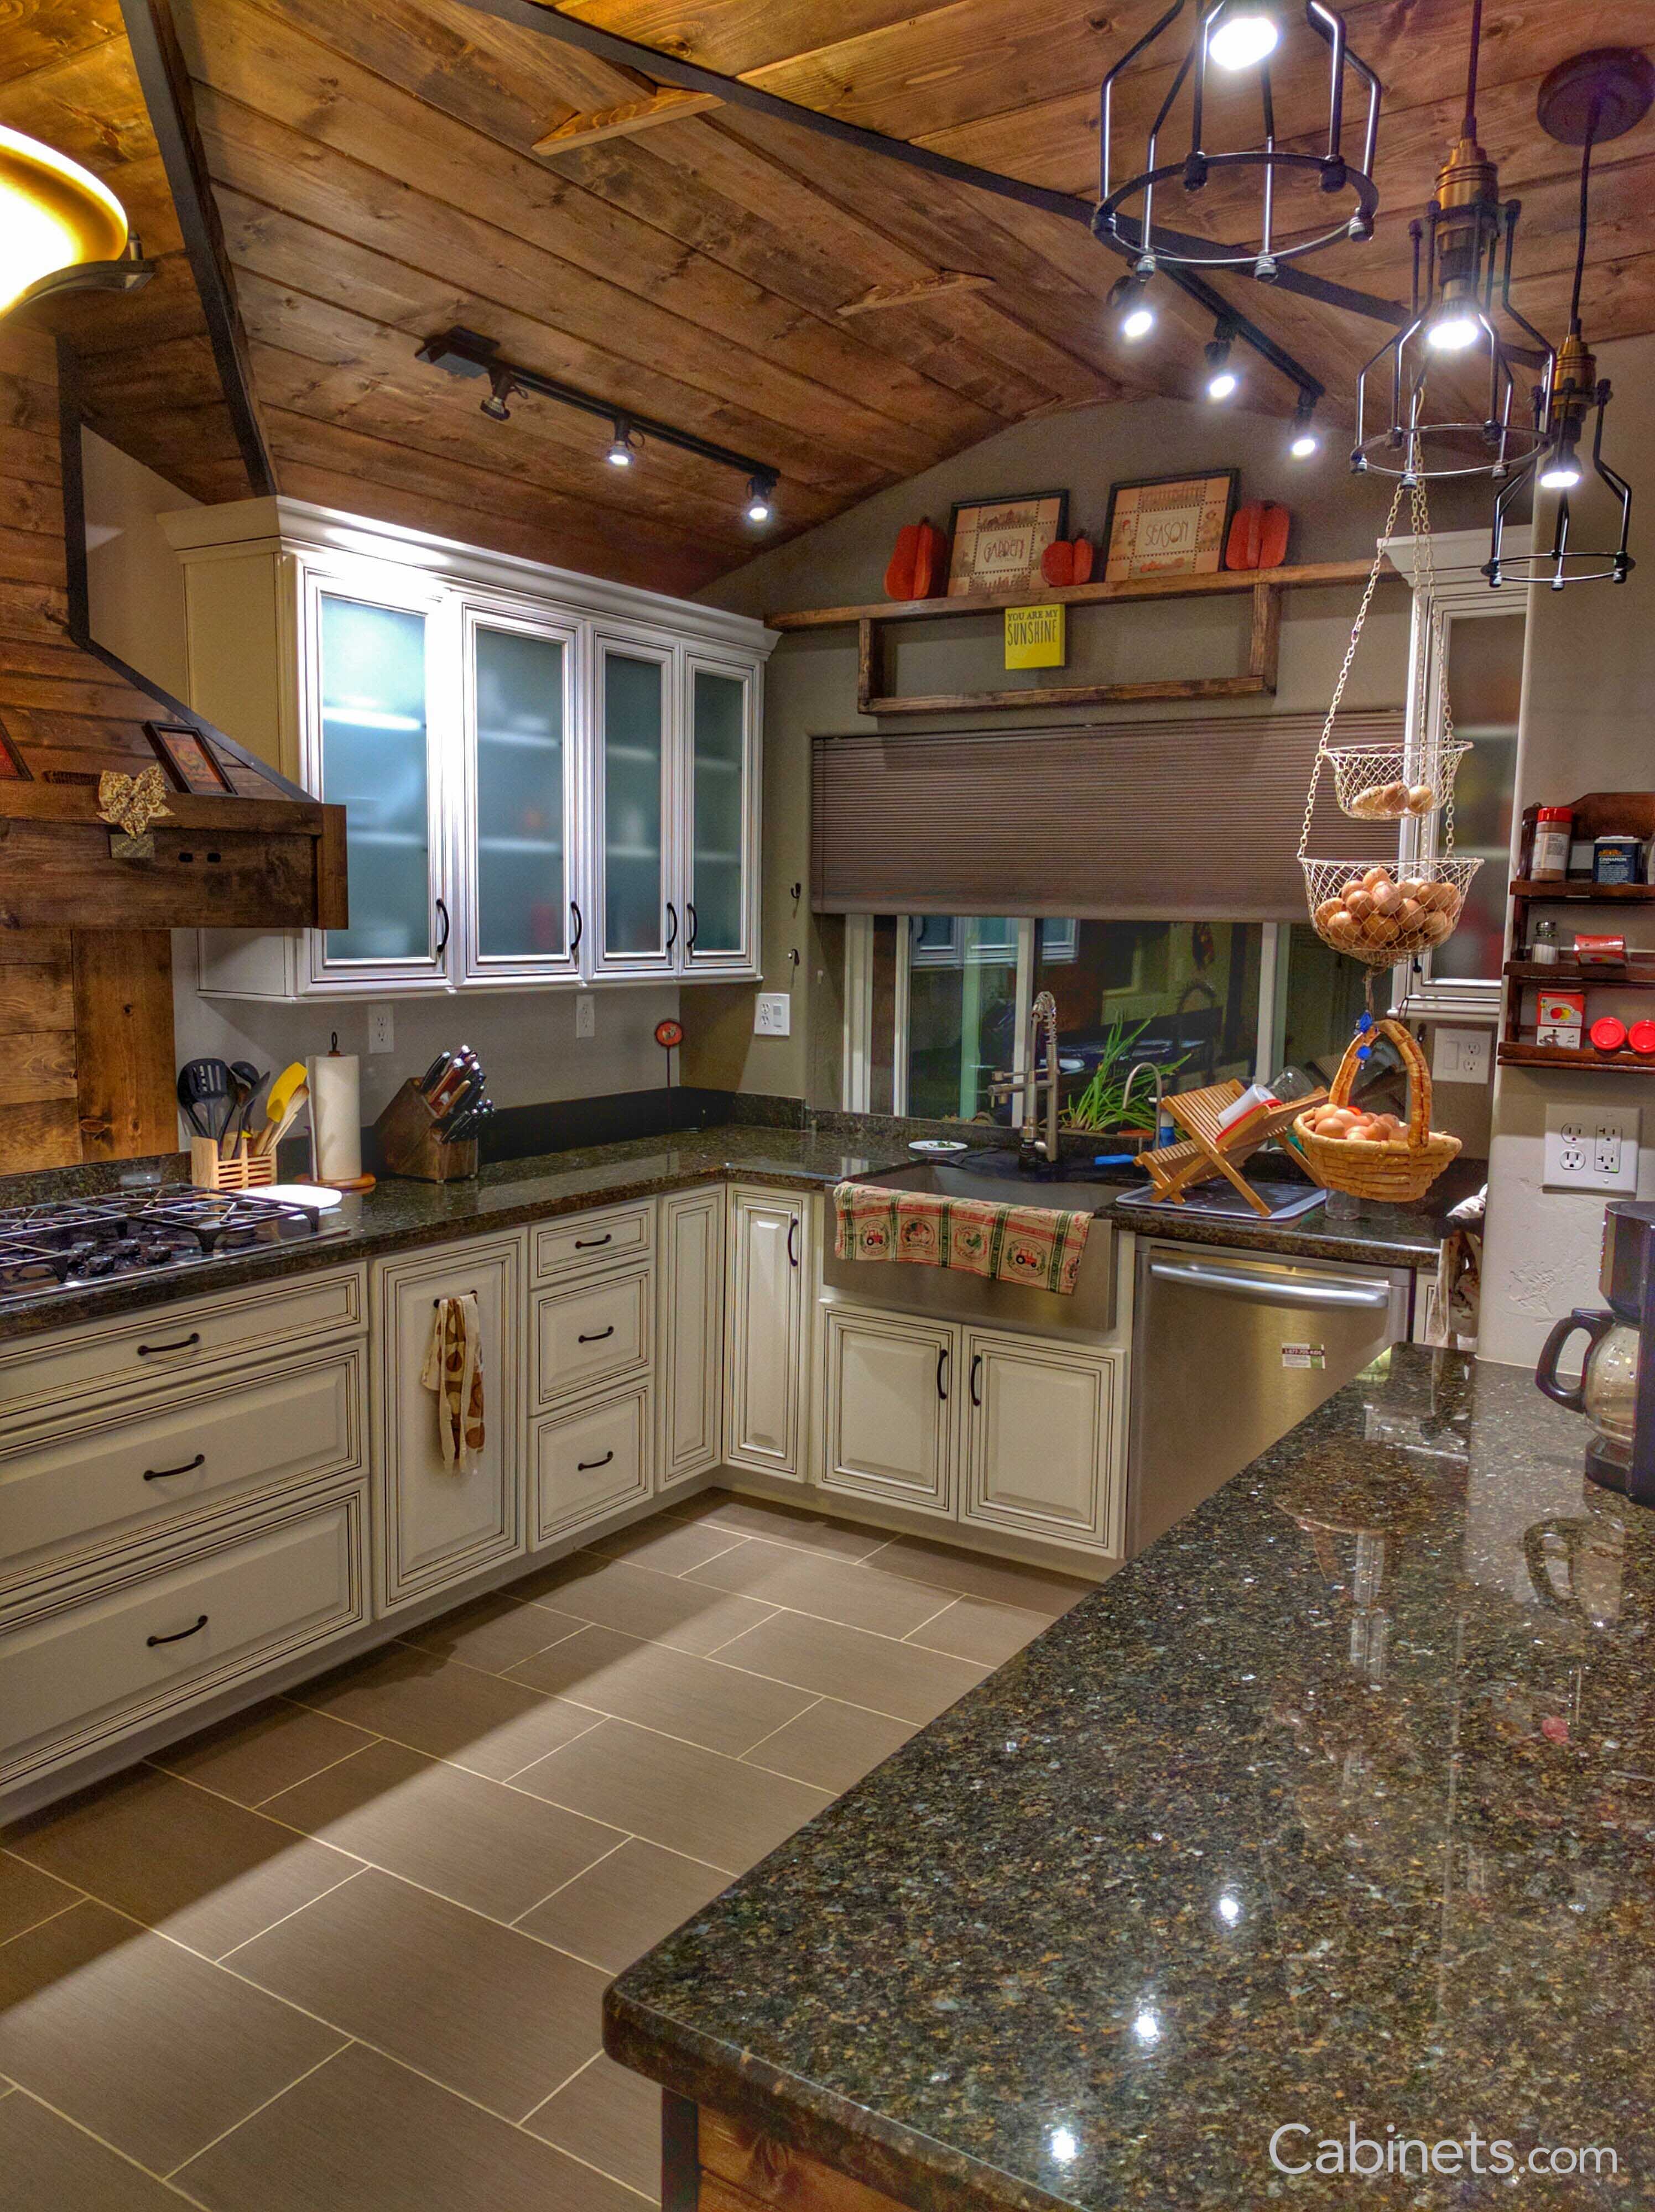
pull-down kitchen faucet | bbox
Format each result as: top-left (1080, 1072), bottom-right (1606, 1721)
top-left (991, 990), bottom-right (1061, 1170)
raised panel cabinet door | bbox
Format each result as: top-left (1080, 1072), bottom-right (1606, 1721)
top-left (461, 610), bottom-right (580, 984)
top-left (725, 1188), bottom-right (805, 1480)
top-left (658, 1188), bottom-right (724, 1487)
top-left (533, 1382), bottom-right (652, 1543)
top-left (962, 1335), bottom-right (1120, 1551)
top-left (821, 1308), bottom-right (956, 1516)
top-left (376, 1237), bottom-right (524, 1610)
top-left (682, 656), bottom-right (757, 975)
top-left (593, 634), bottom-right (675, 975)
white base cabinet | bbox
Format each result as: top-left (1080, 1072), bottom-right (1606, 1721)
top-left (725, 1186), bottom-right (807, 1482)
top-left (820, 1306), bottom-right (955, 1518)
top-left (534, 1380), bottom-right (653, 1542)
top-left (374, 1234), bottom-right (525, 1612)
top-left (658, 1187), bottom-right (724, 1488)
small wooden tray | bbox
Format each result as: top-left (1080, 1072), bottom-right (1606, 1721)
top-left (190, 1136), bottom-right (277, 1191)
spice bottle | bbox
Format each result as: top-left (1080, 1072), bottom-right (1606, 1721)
top-left (1531, 806), bottom-right (1573, 880)
top-left (1531, 919), bottom-right (1559, 966)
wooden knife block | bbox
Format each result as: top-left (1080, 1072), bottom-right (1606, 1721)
top-left (375, 1078), bottom-right (480, 1183)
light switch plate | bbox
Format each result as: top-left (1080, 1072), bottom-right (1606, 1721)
top-left (754, 993), bottom-right (792, 1037)
top-left (1544, 1104), bottom-right (1640, 1193)
top-left (575, 994), bottom-right (596, 1038)
top-left (1432, 1026), bottom-right (1491, 1084)
top-left (367, 1005), bottom-right (394, 1055)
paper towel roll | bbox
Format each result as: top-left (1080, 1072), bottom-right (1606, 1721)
top-left (308, 1051), bottom-right (362, 1185)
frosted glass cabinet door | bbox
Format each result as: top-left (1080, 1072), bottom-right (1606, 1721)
top-left (462, 614), bottom-right (578, 982)
top-left (684, 658), bottom-right (754, 972)
top-left (316, 591), bottom-right (444, 975)
top-left (595, 636), bottom-right (673, 974)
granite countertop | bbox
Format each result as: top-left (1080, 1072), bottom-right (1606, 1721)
top-left (607, 1351), bottom-right (1655, 2210)
top-left (0, 1123), bottom-right (1456, 1338)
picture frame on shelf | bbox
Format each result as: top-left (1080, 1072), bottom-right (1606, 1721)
top-left (145, 720), bottom-right (236, 796)
top-left (1102, 470), bottom-right (1238, 583)
top-left (945, 489), bottom-right (1068, 598)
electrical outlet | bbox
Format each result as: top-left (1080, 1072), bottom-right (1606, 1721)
top-left (1544, 1104), bottom-right (1640, 1192)
top-left (367, 1004), bottom-right (394, 1055)
top-left (753, 993), bottom-right (792, 1037)
top-left (575, 994), bottom-right (596, 1039)
top-left (1432, 1026), bottom-right (1491, 1084)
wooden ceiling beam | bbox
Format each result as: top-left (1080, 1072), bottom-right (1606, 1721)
top-left (532, 85), bottom-right (721, 152)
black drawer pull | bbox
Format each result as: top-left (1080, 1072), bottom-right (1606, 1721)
top-left (577, 1324), bottom-right (616, 1344)
top-left (787, 1217), bottom-right (799, 1268)
top-left (577, 1449), bottom-right (615, 1472)
top-left (970, 1353), bottom-right (983, 1407)
top-left (935, 1345), bottom-right (948, 1402)
top-left (147, 1613), bottom-right (208, 1648)
top-left (574, 1234), bottom-right (612, 1249)
top-left (137, 1332), bottom-right (200, 1358)
top-left (144, 1453), bottom-right (206, 1483)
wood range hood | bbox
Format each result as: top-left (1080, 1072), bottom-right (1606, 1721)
top-left (0, 352), bottom-right (346, 938)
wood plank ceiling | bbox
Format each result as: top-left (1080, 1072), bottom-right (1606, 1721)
top-left (4, 1), bottom-right (1653, 595)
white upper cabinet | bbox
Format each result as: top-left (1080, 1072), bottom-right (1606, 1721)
top-left (162, 498), bottom-right (773, 1000)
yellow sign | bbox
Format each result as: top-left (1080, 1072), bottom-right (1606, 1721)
top-left (1004, 603), bottom-right (1066, 670)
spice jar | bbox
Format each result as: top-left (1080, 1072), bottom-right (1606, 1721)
top-left (1591, 1015), bottom-right (1628, 1054)
top-left (1630, 1020), bottom-right (1655, 1057)
top-left (1530, 918), bottom-right (1560, 966)
top-left (1531, 806), bottom-right (1573, 880)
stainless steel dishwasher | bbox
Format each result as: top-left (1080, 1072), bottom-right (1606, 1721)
top-left (1128, 1240), bottom-right (1413, 1553)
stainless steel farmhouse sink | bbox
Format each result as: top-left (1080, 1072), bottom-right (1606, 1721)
top-left (821, 1154), bottom-right (1122, 1338)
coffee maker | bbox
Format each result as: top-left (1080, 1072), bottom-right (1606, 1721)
top-left (1536, 1199), bottom-right (1655, 1506)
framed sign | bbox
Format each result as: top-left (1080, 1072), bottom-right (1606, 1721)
top-left (946, 489), bottom-right (1068, 598)
top-left (146, 720), bottom-right (235, 795)
top-left (1102, 471), bottom-right (1237, 583)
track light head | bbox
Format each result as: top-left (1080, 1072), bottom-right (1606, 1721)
top-left (1107, 269), bottom-right (1156, 341)
top-left (744, 474), bottom-right (777, 525)
top-left (1203, 327), bottom-right (1237, 401)
top-left (606, 424), bottom-right (639, 467)
top-left (480, 371), bottom-right (514, 421)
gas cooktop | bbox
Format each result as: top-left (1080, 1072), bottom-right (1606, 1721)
top-left (0, 1189), bottom-right (346, 1305)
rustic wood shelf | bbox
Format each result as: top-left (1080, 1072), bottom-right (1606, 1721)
top-left (767, 560), bottom-right (1398, 718)
top-left (1511, 878), bottom-right (1655, 902)
top-left (1505, 959), bottom-right (1655, 987)
top-left (1498, 1042), bottom-right (1655, 1073)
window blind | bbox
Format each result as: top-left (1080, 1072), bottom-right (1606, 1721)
top-left (810, 711), bottom-right (1405, 921)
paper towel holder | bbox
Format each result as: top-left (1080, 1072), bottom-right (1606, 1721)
top-left (300, 1032), bottom-right (377, 1194)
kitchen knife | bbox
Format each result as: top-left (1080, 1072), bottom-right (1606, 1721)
top-left (418, 1052), bottom-right (449, 1094)
top-left (428, 1052), bottom-right (478, 1116)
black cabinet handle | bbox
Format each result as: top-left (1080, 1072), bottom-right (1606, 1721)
top-left (970, 1353), bottom-right (983, 1408)
top-left (787, 1215), bottom-right (799, 1267)
top-left (144, 1453), bottom-right (206, 1483)
top-left (434, 896), bottom-right (450, 957)
top-left (665, 901), bottom-right (678, 951)
top-left (137, 1331), bottom-right (200, 1358)
top-left (577, 1449), bottom-right (615, 1472)
top-left (574, 1234), bottom-right (612, 1250)
top-left (935, 1345), bottom-right (948, 1402)
top-left (577, 1324), bottom-right (616, 1343)
top-left (147, 1613), bottom-right (208, 1648)
top-left (570, 899), bottom-right (583, 955)
top-left (685, 899), bottom-right (698, 952)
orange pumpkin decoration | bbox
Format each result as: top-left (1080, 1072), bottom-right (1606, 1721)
top-left (1224, 500), bottom-right (1291, 571)
top-left (884, 519), bottom-right (950, 601)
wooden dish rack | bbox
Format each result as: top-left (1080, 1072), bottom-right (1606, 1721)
top-left (1135, 1080), bottom-right (1328, 1216)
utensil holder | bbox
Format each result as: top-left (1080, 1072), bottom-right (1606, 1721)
top-left (189, 1137), bottom-right (277, 1192)
top-left (374, 1078), bottom-right (479, 1183)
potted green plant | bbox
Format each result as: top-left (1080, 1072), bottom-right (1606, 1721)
top-left (1060, 1016), bottom-right (1186, 1144)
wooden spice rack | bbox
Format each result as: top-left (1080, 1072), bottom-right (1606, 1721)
top-left (1498, 791), bottom-right (1655, 1076)
top-left (767, 559), bottom-right (1400, 717)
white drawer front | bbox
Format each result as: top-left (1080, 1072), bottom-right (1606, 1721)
top-left (533, 1383), bottom-right (652, 1543)
top-left (0, 1265), bottom-right (366, 1437)
top-left (0, 1353), bottom-right (364, 1588)
top-left (0, 1491), bottom-right (365, 1790)
top-left (531, 1202), bottom-right (653, 1286)
top-left (533, 1265), bottom-right (651, 1409)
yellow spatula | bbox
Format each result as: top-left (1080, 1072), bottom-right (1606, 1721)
top-left (254, 1062), bottom-right (309, 1156)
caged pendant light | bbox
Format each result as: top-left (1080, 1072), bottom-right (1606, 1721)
top-left (1094, 1), bottom-right (1382, 281)
top-left (1351, 0), bottom-right (1553, 484)
top-left (1485, 49), bottom-right (1652, 592)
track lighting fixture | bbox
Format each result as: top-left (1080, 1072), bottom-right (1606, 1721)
top-left (744, 475), bottom-right (777, 526)
top-left (1484, 47), bottom-right (1649, 591)
top-left (1095, 0), bottom-right (1381, 279)
top-left (1204, 326), bottom-right (1238, 402)
top-left (1288, 398), bottom-right (1321, 458)
top-left (479, 369), bottom-right (514, 422)
top-left (1106, 269), bottom-right (1157, 341)
top-left (606, 424), bottom-right (639, 467)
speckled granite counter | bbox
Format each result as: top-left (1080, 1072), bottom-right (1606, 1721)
top-left (0, 1124), bottom-right (1453, 1339)
top-left (607, 1350), bottom-right (1654, 2210)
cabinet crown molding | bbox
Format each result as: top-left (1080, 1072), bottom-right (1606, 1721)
top-left (158, 496), bottom-right (778, 660)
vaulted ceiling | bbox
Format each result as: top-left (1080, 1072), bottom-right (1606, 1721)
top-left (4, 1), bottom-right (1653, 594)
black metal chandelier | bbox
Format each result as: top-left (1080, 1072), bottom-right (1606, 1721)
top-left (1094, 0), bottom-right (1381, 283)
top-left (1485, 48), bottom-right (1652, 591)
top-left (1350, 0), bottom-right (1552, 483)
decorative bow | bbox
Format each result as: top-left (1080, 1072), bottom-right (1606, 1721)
top-left (98, 766), bottom-right (173, 838)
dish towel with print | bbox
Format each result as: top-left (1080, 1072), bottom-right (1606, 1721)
top-left (421, 1294), bottom-right (486, 1468)
top-left (832, 1182), bottom-right (1090, 1296)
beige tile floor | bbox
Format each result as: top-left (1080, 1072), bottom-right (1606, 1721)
top-left (0, 1489), bottom-right (1095, 2212)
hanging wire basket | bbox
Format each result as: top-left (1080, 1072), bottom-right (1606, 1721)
top-left (1300, 477), bottom-right (1481, 969)
top-left (1323, 737), bottom-right (1470, 821)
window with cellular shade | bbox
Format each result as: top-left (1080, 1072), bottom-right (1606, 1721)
top-left (810, 712), bottom-right (1403, 922)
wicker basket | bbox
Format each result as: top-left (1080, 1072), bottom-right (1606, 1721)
top-left (1324, 738), bottom-right (1469, 821)
top-left (1293, 1018), bottom-right (1461, 1203)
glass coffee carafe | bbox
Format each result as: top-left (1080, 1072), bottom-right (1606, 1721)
top-left (1535, 1198), bottom-right (1655, 1506)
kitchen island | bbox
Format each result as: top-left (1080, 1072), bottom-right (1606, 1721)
top-left (606, 1349), bottom-right (1654, 2209)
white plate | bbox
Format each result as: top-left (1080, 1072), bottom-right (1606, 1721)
top-left (261, 1184), bottom-right (344, 1209)
top-left (907, 1139), bottom-right (969, 1157)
